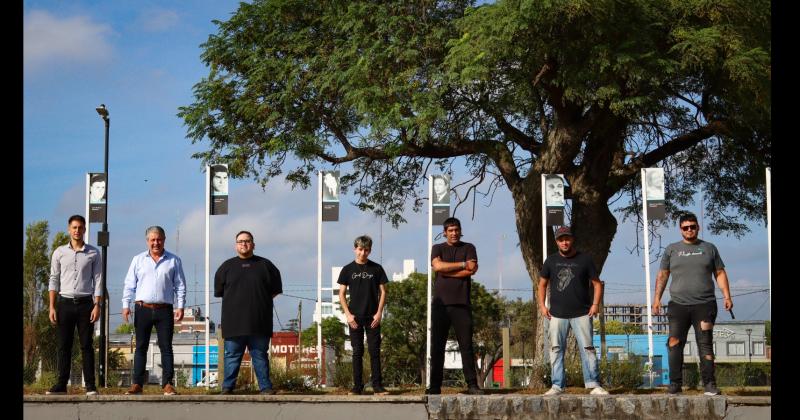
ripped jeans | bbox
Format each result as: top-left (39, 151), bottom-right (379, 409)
top-left (667, 300), bottom-right (718, 386)
top-left (548, 314), bottom-right (601, 389)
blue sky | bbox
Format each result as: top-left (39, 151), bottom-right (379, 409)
top-left (23, 1), bottom-right (771, 334)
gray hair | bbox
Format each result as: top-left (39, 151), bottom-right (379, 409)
top-left (145, 226), bottom-right (166, 238)
top-left (353, 235), bottom-right (373, 250)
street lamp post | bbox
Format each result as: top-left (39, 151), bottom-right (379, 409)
top-left (745, 328), bottom-right (752, 363)
top-left (194, 330), bottom-right (200, 386)
top-left (95, 104), bottom-right (110, 387)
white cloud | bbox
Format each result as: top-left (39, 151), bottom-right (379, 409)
top-left (136, 9), bottom-right (180, 33)
top-left (24, 10), bottom-right (113, 72)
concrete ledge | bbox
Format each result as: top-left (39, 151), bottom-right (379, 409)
top-left (22, 394), bottom-right (770, 420)
top-left (24, 394), bottom-right (427, 403)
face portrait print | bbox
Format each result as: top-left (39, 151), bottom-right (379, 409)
top-left (545, 175), bottom-right (565, 206)
top-left (211, 164), bottom-right (229, 196)
top-left (432, 175), bottom-right (450, 205)
top-left (645, 169), bottom-right (665, 200)
top-left (323, 172), bottom-right (339, 201)
top-left (89, 174), bottom-right (106, 204)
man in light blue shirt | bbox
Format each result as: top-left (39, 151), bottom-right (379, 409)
top-left (121, 226), bottom-right (186, 395)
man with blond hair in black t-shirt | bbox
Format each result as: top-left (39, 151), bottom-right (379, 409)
top-left (337, 235), bottom-right (389, 395)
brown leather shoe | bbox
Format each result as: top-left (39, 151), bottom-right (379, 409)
top-left (125, 384), bottom-right (143, 395)
top-left (163, 383), bottom-right (177, 395)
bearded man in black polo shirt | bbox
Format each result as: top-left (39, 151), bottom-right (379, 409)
top-left (426, 217), bottom-right (484, 395)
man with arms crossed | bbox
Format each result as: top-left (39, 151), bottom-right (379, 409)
top-left (427, 217), bottom-right (483, 395)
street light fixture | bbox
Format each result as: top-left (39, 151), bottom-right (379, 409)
top-left (95, 104), bottom-right (110, 387)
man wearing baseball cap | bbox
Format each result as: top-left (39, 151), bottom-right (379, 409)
top-left (537, 226), bottom-right (608, 396)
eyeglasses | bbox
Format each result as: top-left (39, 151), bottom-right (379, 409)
top-left (236, 240), bottom-right (253, 244)
top-left (680, 225), bottom-right (698, 231)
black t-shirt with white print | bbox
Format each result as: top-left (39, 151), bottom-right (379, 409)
top-left (540, 251), bottom-right (597, 318)
top-left (337, 260), bottom-right (388, 318)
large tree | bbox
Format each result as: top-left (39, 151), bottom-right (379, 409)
top-left (181, 0), bottom-right (770, 386)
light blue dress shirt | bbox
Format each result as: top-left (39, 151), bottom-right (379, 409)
top-left (121, 250), bottom-right (186, 309)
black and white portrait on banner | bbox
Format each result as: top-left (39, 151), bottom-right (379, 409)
top-left (322, 171), bottom-right (340, 202)
top-left (644, 168), bottom-right (666, 220)
top-left (88, 173), bottom-right (106, 223)
top-left (544, 174), bottom-right (565, 226)
top-left (211, 164), bottom-right (229, 196)
top-left (431, 174), bottom-right (450, 225)
top-left (322, 171), bottom-right (340, 221)
top-left (210, 164), bottom-right (228, 215)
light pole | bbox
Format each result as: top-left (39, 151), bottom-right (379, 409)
top-left (95, 104), bottom-right (110, 387)
top-left (745, 328), bottom-right (752, 363)
top-left (194, 330), bottom-right (200, 386)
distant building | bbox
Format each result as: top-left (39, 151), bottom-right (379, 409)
top-left (392, 259), bottom-right (416, 281)
top-left (603, 303), bottom-right (668, 334)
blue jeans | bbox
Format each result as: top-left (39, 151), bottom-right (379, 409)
top-left (548, 314), bottom-right (601, 389)
top-left (223, 335), bottom-right (272, 391)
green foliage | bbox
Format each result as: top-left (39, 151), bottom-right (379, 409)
top-left (270, 362), bottom-right (314, 391)
top-left (682, 363), bottom-right (700, 389)
top-left (107, 370), bottom-right (123, 388)
top-left (115, 323), bottom-right (135, 334)
top-left (600, 355), bottom-right (644, 389)
top-left (765, 321), bottom-right (770, 346)
top-left (300, 317), bottom-right (348, 361)
top-left (34, 371), bottom-right (58, 390)
top-left (381, 273), bottom-right (428, 385)
top-left (331, 360), bottom-right (354, 389)
top-left (595, 319), bottom-right (642, 335)
top-left (715, 363), bottom-right (771, 387)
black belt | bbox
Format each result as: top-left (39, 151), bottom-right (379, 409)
top-left (59, 295), bottom-right (93, 304)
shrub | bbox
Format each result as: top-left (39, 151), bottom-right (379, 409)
top-left (600, 355), bottom-right (644, 389)
top-left (270, 363), bottom-right (314, 392)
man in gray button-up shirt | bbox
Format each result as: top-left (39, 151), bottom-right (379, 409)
top-left (46, 215), bottom-right (102, 395)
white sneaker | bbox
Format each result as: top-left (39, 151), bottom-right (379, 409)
top-left (543, 386), bottom-right (563, 396)
top-left (590, 386), bottom-right (609, 395)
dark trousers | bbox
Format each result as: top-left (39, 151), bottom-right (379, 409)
top-left (667, 301), bottom-right (718, 386)
top-left (55, 296), bottom-right (95, 388)
top-left (349, 316), bottom-right (383, 389)
top-left (133, 304), bottom-right (175, 387)
top-left (430, 304), bottom-right (478, 388)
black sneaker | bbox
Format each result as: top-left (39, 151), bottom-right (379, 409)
top-left (260, 388), bottom-right (277, 395)
top-left (348, 387), bottom-right (363, 395)
top-left (424, 388), bottom-right (441, 395)
top-left (372, 385), bottom-right (389, 395)
top-left (46, 384), bottom-right (67, 395)
top-left (465, 385), bottom-right (484, 395)
top-left (667, 383), bottom-right (682, 394)
top-left (220, 388), bottom-right (234, 395)
top-left (703, 382), bottom-right (721, 396)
